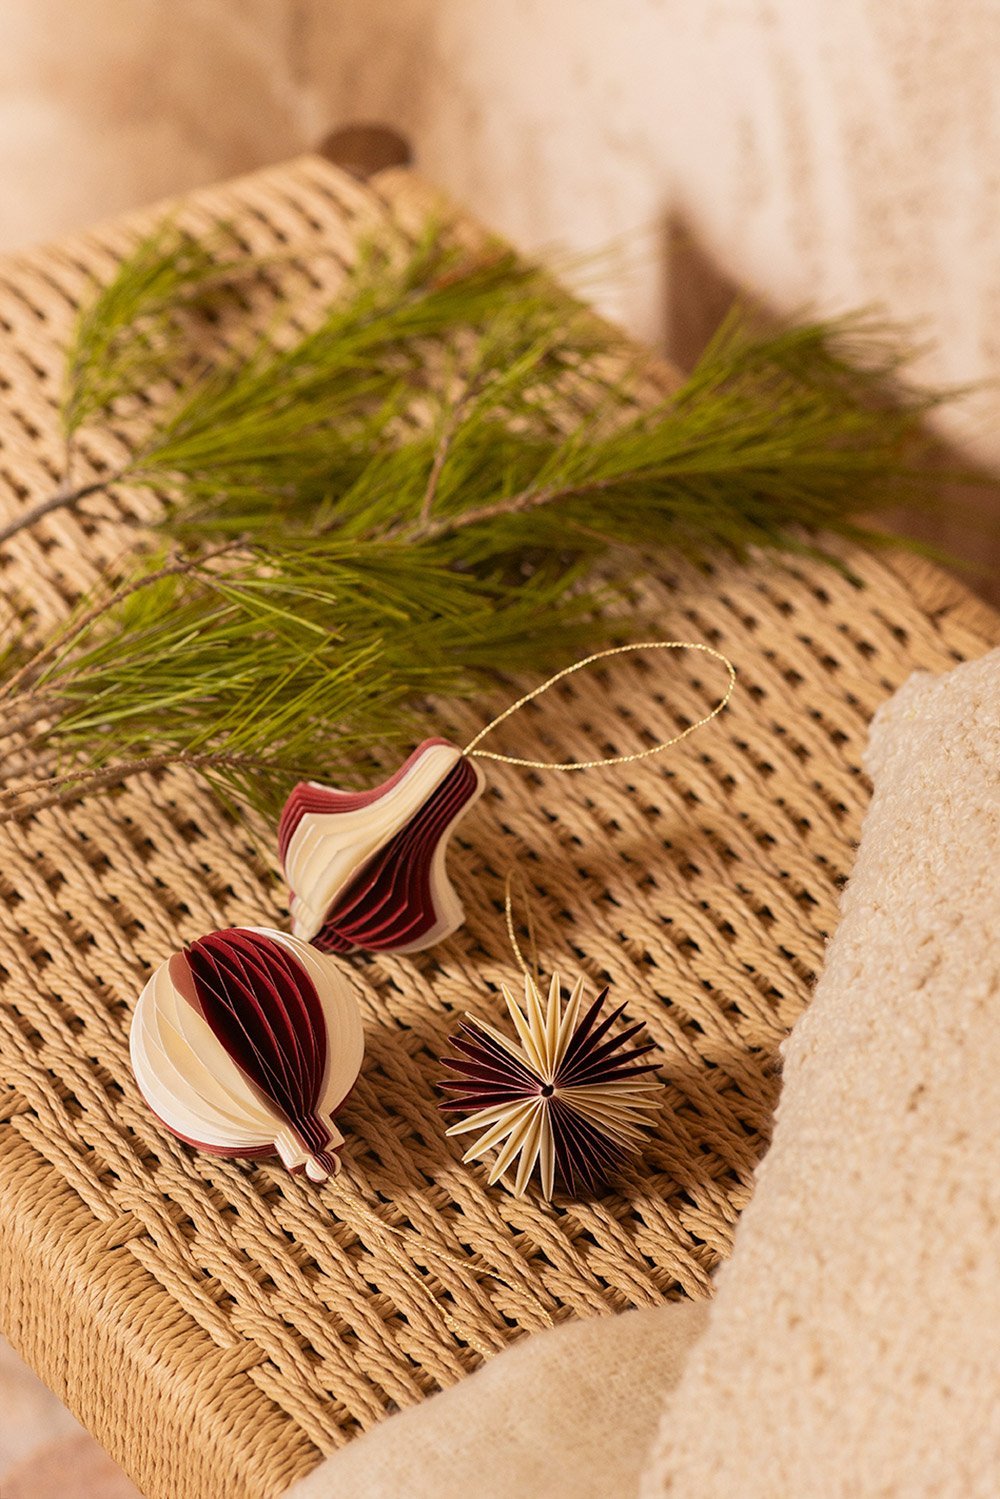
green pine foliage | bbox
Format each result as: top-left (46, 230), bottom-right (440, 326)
top-left (61, 219), bottom-right (235, 437)
top-left (4, 541), bottom-right (594, 817)
top-left (0, 215), bottom-right (957, 821)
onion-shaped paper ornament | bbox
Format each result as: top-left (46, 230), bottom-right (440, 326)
top-left (279, 737), bottom-right (486, 955)
top-left (130, 926), bottom-right (364, 1181)
top-left (439, 973), bottom-right (662, 1200)
top-left (277, 643), bottom-right (735, 959)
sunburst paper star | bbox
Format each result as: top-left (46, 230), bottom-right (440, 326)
top-left (439, 973), bottom-right (662, 1201)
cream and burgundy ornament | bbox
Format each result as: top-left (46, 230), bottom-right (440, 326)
top-left (439, 971), bottom-right (662, 1200)
top-left (278, 642), bottom-right (736, 959)
top-left (130, 926), bottom-right (364, 1180)
top-left (279, 738), bottom-right (486, 955)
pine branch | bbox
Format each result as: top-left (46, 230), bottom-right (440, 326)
top-left (367, 310), bottom-right (952, 561)
top-left (4, 539), bottom-right (598, 819)
top-left (0, 212), bottom-right (978, 826)
top-left (1, 219), bottom-right (595, 546)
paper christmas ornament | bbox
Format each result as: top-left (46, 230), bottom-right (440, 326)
top-left (278, 737), bottom-right (486, 956)
top-left (277, 643), bottom-right (735, 959)
top-left (130, 925), bottom-right (364, 1180)
top-left (439, 973), bottom-right (662, 1200)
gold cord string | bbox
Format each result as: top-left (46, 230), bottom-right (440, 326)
top-left (503, 869), bottom-right (539, 983)
top-left (463, 641), bottom-right (736, 771)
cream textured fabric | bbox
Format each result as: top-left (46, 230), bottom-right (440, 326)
top-left (289, 1301), bottom-right (708, 1499)
top-left (292, 648), bottom-right (1000, 1499)
top-left (643, 647), bottom-right (1000, 1497)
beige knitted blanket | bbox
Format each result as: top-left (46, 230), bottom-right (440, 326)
top-left (292, 648), bottom-right (1000, 1499)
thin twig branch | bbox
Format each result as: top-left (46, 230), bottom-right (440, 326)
top-left (418, 405), bottom-right (463, 527)
top-left (0, 697), bottom-right (56, 741)
top-left (408, 473), bottom-right (625, 543)
top-left (0, 749), bottom-right (275, 824)
top-left (0, 471), bottom-right (127, 548)
top-left (417, 371), bottom-right (487, 527)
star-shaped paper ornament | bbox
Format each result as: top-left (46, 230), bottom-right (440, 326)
top-left (439, 973), bottom-right (661, 1200)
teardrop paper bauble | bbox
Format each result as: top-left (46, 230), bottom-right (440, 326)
top-left (278, 738), bottom-right (486, 956)
top-left (439, 974), bottom-right (662, 1200)
top-left (130, 926), bottom-right (364, 1181)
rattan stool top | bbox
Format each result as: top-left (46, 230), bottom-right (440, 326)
top-left (0, 157), bottom-right (997, 1499)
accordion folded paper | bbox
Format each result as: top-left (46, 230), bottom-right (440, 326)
top-left (130, 926), bottom-right (364, 1180)
top-left (279, 737), bottom-right (486, 955)
top-left (439, 973), bottom-right (662, 1200)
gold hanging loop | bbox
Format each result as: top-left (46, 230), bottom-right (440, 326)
top-left (463, 641), bottom-right (736, 771)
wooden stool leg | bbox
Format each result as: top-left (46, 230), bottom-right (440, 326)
top-left (317, 124), bottom-right (413, 180)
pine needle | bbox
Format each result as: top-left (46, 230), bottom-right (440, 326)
top-left (62, 219), bottom-right (247, 437)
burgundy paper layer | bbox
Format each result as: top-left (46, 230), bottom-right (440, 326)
top-left (315, 755), bottom-right (480, 952)
top-left (186, 928), bottom-right (335, 1158)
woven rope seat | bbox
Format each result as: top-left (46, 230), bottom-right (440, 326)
top-left (1, 157), bottom-right (997, 1499)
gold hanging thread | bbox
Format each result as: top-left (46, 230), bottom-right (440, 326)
top-left (503, 868), bottom-right (539, 983)
top-left (462, 641), bottom-right (736, 771)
